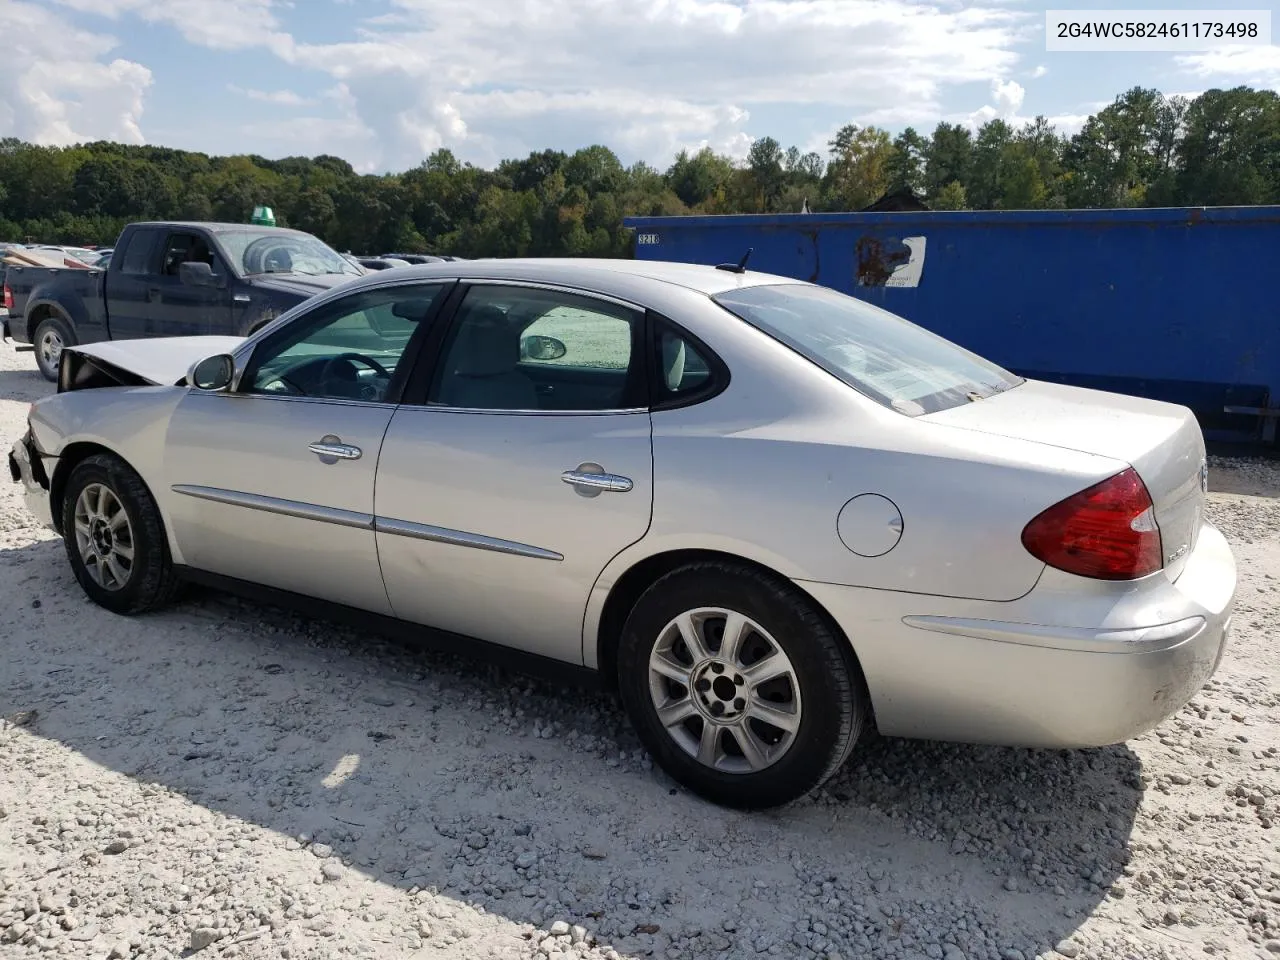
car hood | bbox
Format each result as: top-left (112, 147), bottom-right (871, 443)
top-left (246, 273), bottom-right (356, 298)
top-left (67, 336), bottom-right (246, 386)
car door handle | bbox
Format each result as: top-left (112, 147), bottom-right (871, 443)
top-left (309, 439), bottom-right (362, 461)
top-left (561, 470), bottom-right (632, 493)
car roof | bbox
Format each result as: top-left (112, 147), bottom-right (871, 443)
top-left (343, 257), bottom-right (802, 298)
top-left (127, 221), bottom-right (316, 237)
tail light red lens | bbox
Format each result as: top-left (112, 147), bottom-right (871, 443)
top-left (2, 284), bottom-right (12, 311)
top-left (1021, 467), bottom-right (1163, 580)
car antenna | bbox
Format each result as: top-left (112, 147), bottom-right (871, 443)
top-left (715, 248), bottom-right (753, 274)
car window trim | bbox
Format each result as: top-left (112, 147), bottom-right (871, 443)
top-left (236, 279), bottom-right (457, 407)
top-left (399, 279), bottom-right (652, 414)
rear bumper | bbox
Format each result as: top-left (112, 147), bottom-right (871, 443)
top-left (8, 435), bottom-right (53, 529)
top-left (799, 521), bottom-right (1236, 749)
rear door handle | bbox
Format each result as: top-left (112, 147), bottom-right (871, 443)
top-left (309, 438), bottom-right (362, 462)
top-left (561, 470), bottom-right (632, 493)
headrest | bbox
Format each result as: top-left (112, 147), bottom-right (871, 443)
top-left (450, 305), bottom-right (522, 377)
top-left (662, 334), bottom-right (686, 391)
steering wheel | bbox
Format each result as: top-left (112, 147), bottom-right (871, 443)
top-left (320, 353), bottom-right (393, 401)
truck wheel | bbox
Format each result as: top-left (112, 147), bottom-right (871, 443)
top-left (33, 314), bottom-right (75, 382)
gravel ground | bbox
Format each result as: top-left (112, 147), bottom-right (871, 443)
top-left (2, 343), bottom-right (1280, 960)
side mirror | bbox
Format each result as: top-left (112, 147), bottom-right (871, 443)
top-left (521, 334), bottom-right (567, 362)
top-left (179, 261), bottom-right (217, 288)
top-left (188, 354), bottom-right (235, 391)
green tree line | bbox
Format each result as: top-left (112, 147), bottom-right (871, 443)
top-left (1, 85), bottom-right (1276, 258)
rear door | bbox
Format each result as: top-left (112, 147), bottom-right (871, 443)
top-left (148, 231), bottom-right (232, 336)
top-left (374, 281), bottom-right (655, 664)
top-left (103, 227), bottom-right (159, 340)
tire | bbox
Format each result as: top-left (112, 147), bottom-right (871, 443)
top-left (60, 453), bottom-right (181, 615)
top-left (32, 313), bottom-right (75, 382)
top-left (617, 561), bottom-right (867, 809)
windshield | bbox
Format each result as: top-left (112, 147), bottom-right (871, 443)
top-left (214, 229), bottom-right (363, 278)
top-left (713, 283), bottom-right (1022, 416)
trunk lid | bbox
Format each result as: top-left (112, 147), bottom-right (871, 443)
top-left (925, 379), bottom-right (1207, 581)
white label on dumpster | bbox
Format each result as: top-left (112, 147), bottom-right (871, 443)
top-left (885, 236), bottom-right (926, 288)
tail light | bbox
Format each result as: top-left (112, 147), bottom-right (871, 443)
top-left (1021, 468), bottom-right (1163, 580)
top-left (2, 284), bottom-right (12, 311)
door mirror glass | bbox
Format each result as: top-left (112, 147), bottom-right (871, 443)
top-left (189, 354), bottom-right (235, 391)
top-left (520, 334), bottom-right (567, 362)
top-left (179, 261), bottom-right (216, 288)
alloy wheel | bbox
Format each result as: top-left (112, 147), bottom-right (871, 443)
top-left (73, 483), bottom-right (135, 591)
top-left (647, 607), bottom-right (802, 774)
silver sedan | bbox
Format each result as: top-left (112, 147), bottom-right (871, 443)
top-left (9, 258), bottom-right (1237, 808)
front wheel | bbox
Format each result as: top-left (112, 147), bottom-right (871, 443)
top-left (617, 561), bottom-right (867, 809)
top-left (33, 314), bottom-right (75, 382)
top-left (61, 454), bottom-right (181, 615)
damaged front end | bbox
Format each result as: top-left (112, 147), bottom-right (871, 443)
top-left (8, 428), bottom-right (53, 529)
top-left (58, 350), bottom-right (158, 393)
top-left (56, 335), bottom-right (247, 393)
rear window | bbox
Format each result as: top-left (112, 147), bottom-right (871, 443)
top-left (713, 283), bottom-right (1022, 416)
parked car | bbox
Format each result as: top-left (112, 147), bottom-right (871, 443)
top-left (357, 257), bottom-right (411, 271)
top-left (8, 258), bottom-right (1236, 809)
top-left (379, 253), bottom-right (445, 264)
top-left (4, 221), bottom-right (365, 380)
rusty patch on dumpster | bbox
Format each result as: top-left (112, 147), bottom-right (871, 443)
top-left (857, 235), bottom-right (926, 287)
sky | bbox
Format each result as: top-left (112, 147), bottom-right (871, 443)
top-left (2, 0), bottom-right (1278, 174)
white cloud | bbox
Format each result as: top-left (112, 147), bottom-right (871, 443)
top-left (1177, 47), bottom-right (1280, 90)
top-left (274, 0), bottom-right (1030, 169)
top-left (227, 85), bottom-right (316, 107)
top-left (1030, 64), bottom-right (1048, 79)
top-left (27, 0), bottom-right (1041, 170)
top-left (0, 1), bottom-right (152, 145)
top-left (991, 78), bottom-right (1026, 114)
top-left (50, 0), bottom-right (296, 57)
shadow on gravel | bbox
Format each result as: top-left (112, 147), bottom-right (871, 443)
top-left (0, 538), bottom-right (1143, 960)
top-left (0, 363), bottom-right (51, 408)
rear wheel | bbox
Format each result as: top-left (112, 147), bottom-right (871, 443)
top-left (617, 561), bottom-right (866, 809)
top-left (61, 454), bottom-right (181, 615)
top-left (33, 314), bottom-right (75, 382)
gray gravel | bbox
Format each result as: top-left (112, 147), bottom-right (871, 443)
top-left (3, 345), bottom-right (1280, 960)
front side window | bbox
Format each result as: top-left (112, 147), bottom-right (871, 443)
top-left (160, 233), bottom-right (216, 277)
top-left (429, 285), bottom-right (644, 411)
top-left (713, 283), bottom-right (1022, 416)
top-left (246, 283), bottom-right (448, 403)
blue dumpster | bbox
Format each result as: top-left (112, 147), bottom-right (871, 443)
top-left (623, 207), bottom-right (1280, 442)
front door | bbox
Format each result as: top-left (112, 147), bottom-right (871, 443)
top-left (148, 231), bottom-right (232, 336)
top-left (162, 280), bottom-right (453, 613)
top-left (375, 282), bottom-right (654, 664)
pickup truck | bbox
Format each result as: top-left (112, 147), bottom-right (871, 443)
top-left (4, 220), bottom-right (365, 380)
